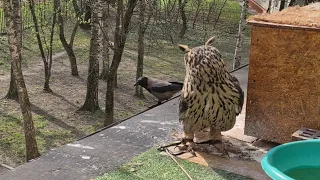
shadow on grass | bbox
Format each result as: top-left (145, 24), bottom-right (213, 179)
top-left (30, 103), bottom-right (86, 138)
top-left (50, 92), bottom-right (79, 108)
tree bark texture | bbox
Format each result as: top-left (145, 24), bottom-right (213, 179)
top-left (233, 0), bottom-right (248, 69)
top-left (178, 0), bottom-right (187, 38)
top-left (4, 0), bottom-right (40, 161)
top-left (55, 0), bottom-right (79, 76)
top-left (5, 0), bottom-right (21, 100)
top-left (6, 62), bottom-right (19, 100)
top-left (80, 0), bottom-right (102, 112)
top-left (105, 0), bottom-right (138, 125)
top-left (135, 0), bottom-right (146, 97)
top-left (100, 1), bottom-right (110, 81)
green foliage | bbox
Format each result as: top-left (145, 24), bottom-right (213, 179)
top-left (21, 2), bottom-right (54, 29)
top-left (0, 59), bottom-right (5, 66)
top-left (115, 110), bottom-right (131, 119)
top-left (82, 123), bottom-right (104, 134)
top-left (95, 148), bottom-right (250, 180)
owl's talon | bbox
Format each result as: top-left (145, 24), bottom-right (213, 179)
top-left (177, 145), bottom-right (188, 151)
top-left (175, 138), bottom-right (197, 157)
top-left (187, 146), bottom-right (197, 157)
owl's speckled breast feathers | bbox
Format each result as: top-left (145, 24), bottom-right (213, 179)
top-left (178, 37), bottom-right (244, 134)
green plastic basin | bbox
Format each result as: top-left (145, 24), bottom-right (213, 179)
top-left (261, 139), bottom-right (320, 180)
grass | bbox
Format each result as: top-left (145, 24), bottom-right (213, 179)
top-left (95, 148), bottom-right (250, 180)
top-left (0, 113), bottom-right (75, 166)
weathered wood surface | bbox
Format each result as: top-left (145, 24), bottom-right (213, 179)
top-left (245, 25), bottom-right (320, 143)
top-left (248, 3), bottom-right (320, 29)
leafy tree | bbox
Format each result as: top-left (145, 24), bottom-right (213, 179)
top-left (28, 0), bottom-right (57, 92)
top-left (3, 0), bottom-right (40, 161)
top-left (99, 0), bottom-right (111, 81)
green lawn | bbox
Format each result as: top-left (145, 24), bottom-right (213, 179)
top-left (95, 148), bottom-right (250, 180)
top-left (0, 113), bottom-right (75, 165)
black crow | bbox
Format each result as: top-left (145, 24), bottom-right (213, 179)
top-left (134, 76), bottom-right (183, 105)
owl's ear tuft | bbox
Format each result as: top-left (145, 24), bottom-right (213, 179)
top-left (205, 36), bottom-right (216, 46)
top-left (178, 44), bottom-right (190, 53)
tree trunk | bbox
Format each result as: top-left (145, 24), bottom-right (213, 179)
top-left (192, 0), bottom-right (202, 29)
top-left (6, 63), bottom-right (19, 100)
top-left (233, 0), bottom-right (248, 69)
top-left (206, 1), bottom-right (215, 22)
top-left (100, 1), bottom-right (110, 81)
top-left (43, 65), bottom-right (51, 92)
top-left (79, 0), bottom-right (101, 112)
top-left (279, 0), bottom-right (286, 11)
top-left (267, 0), bottom-right (272, 13)
top-left (105, 0), bottom-right (137, 125)
top-left (288, 0), bottom-right (296, 6)
top-left (114, 72), bottom-right (118, 87)
top-left (4, 0), bottom-right (40, 161)
top-left (28, 0), bottom-right (53, 92)
top-left (43, 3), bottom-right (57, 93)
top-left (135, 0), bottom-right (145, 97)
top-left (105, 72), bottom-right (115, 126)
top-left (178, 0), bottom-right (187, 38)
top-left (55, 0), bottom-right (79, 76)
top-left (213, 0), bottom-right (228, 30)
top-left (5, 0), bottom-right (22, 100)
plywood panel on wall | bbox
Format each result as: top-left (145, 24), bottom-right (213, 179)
top-left (244, 25), bottom-right (320, 144)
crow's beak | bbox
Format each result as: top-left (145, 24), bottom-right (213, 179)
top-left (134, 82), bottom-right (137, 86)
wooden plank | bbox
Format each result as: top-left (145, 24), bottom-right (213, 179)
top-left (247, 20), bottom-right (320, 32)
top-left (245, 25), bottom-right (320, 143)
